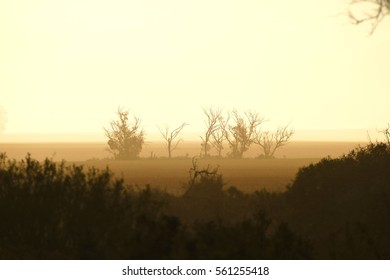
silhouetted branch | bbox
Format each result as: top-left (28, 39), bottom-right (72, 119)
top-left (158, 122), bottom-right (188, 158)
top-left (377, 123), bottom-right (390, 144)
top-left (201, 107), bottom-right (223, 157)
top-left (348, 0), bottom-right (390, 34)
top-left (184, 157), bottom-right (220, 196)
top-left (223, 110), bottom-right (265, 158)
top-left (210, 116), bottom-right (226, 158)
top-left (254, 123), bottom-right (294, 158)
top-left (104, 108), bottom-right (144, 160)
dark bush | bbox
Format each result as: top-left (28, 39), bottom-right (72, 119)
top-left (0, 153), bottom-right (311, 259)
top-left (0, 153), bottom-right (178, 259)
top-left (282, 142), bottom-right (390, 259)
top-left (183, 213), bottom-right (311, 260)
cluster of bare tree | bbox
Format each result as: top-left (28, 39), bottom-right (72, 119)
top-left (200, 108), bottom-right (294, 159)
top-left (104, 107), bottom-right (294, 160)
top-left (105, 108), bottom-right (189, 160)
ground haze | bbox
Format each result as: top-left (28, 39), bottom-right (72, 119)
top-left (0, 140), bottom-right (364, 194)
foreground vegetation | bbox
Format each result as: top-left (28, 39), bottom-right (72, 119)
top-left (0, 141), bottom-right (390, 259)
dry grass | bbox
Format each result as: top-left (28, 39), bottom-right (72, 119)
top-left (0, 140), bottom-right (363, 195)
top-left (77, 158), bottom-right (316, 195)
top-left (0, 140), bottom-right (362, 160)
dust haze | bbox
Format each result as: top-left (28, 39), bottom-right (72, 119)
top-left (1, 0), bottom-right (390, 260)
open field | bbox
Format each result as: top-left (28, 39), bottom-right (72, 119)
top-left (0, 140), bottom-right (364, 161)
top-left (0, 140), bottom-right (365, 195)
top-left (79, 158), bottom-right (318, 195)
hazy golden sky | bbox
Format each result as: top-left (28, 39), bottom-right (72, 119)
top-left (1, 0), bottom-right (390, 141)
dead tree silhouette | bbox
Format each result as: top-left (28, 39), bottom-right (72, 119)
top-left (183, 157), bottom-right (221, 197)
top-left (254, 123), bottom-right (294, 158)
top-left (223, 110), bottom-right (264, 158)
top-left (158, 123), bottom-right (188, 158)
top-left (200, 107), bottom-right (223, 158)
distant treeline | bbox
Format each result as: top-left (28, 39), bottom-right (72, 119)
top-left (0, 141), bottom-right (390, 259)
top-left (104, 108), bottom-right (294, 160)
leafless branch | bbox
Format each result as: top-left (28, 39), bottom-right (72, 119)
top-left (210, 116), bottom-right (227, 157)
top-left (223, 110), bottom-right (265, 158)
top-left (254, 123), bottom-right (294, 158)
top-left (348, 0), bottom-right (390, 34)
top-left (158, 122), bottom-right (188, 158)
top-left (377, 123), bottom-right (390, 144)
top-left (200, 107), bottom-right (223, 157)
top-left (184, 157), bottom-right (220, 196)
top-left (104, 108), bottom-right (144, 159)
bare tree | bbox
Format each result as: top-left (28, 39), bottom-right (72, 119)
top-left (223, 110), bottom-right (264, 158)
top-left (183, 157), bottom-right (222, 197)
top-left (104, 108), bottom-right (144, 160)
top-left (158, 122), bottom-right (188, 158)
top-left (200, 107), bottom-right (222, 158)
top-left (210, 117), bottom-right (226, 158)
top-left (378, 123), bottom-right (390, 144)
top-left (0, 106), bottom-right (7, 134)
top-left (348, 0), bottom-right (390, 34)
top-left (254, 124), bottom-right (294, 158)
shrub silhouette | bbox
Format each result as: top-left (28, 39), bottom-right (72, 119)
top-left (0, 153), bottom-right (177, 259)
top-left (181, 213), bottom-right (311, 260)
top-left (104, 108), bottom-right (144, 160)
top-left (0, 153), bottom-right (311, 259)
top-left (282, 142), bottom-right (390, 258)
top-left (175, 158), bottom-right (258, 223)
top-left (7, 141), bottom-right (389, 259)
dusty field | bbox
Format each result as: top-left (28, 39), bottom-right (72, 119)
top-left (0, 140), bottom-right (363, 161)
top-left (0, 140), bottom-right (364, 195)
top-left (78, 158), bottom-right (317, 195)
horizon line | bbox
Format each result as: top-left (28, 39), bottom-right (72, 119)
top-left (0, 128), bottom-right (382, 143)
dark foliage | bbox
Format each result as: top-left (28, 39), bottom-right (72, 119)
top-left (180, 214), bottom-right (311, 260)
top-left (3, 142), bottom-right (390, 259)
top-left (282, 142), bottom-right (390, 258)
top-left (0, 153), bottom-right (310, 259)
top-left (0, 153), bottom-right (176, 259)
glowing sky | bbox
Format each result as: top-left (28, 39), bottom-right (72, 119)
top-left (1, 0), bottom-right (390, 141)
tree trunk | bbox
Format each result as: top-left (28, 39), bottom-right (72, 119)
top-left (168, 141), bottom-right (172, 158)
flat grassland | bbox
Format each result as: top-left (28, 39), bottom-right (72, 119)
top-left (0, 141), bottom-right (364, 195)
top-left (81, 158), bottom-right (316, 195)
